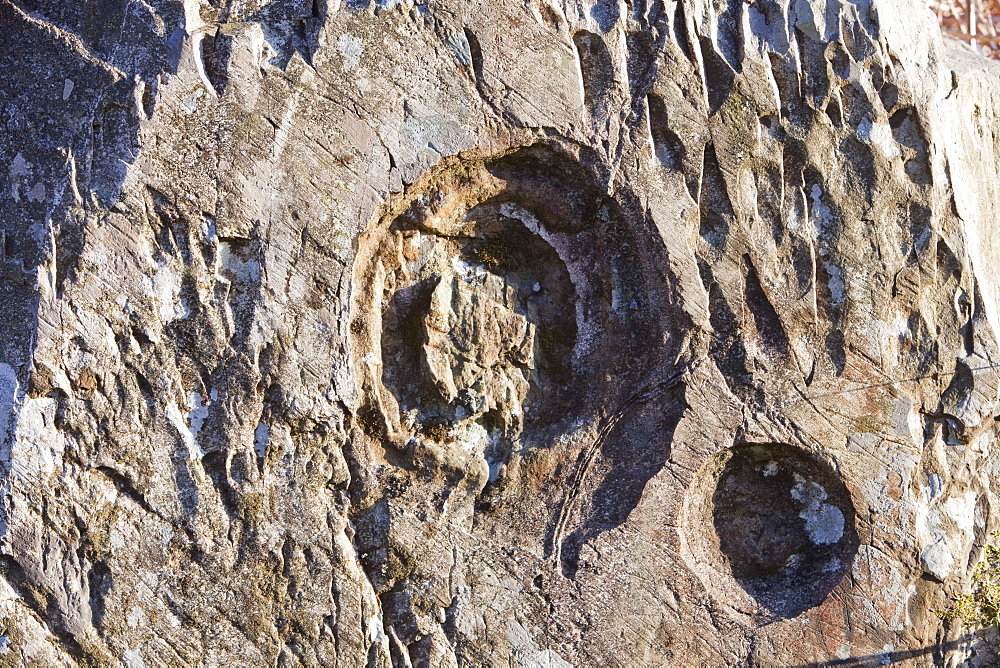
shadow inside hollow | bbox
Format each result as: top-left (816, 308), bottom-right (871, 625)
top-left (712, 443), bottom-right (859, 618)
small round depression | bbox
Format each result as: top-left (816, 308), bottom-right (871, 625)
top-left (711, 443), bottom-right (858, 617)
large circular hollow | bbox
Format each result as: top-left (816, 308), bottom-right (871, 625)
top-left (711, 443), bottom-right (859, 617)
top-left (378, 203), bottom-right (577, 432)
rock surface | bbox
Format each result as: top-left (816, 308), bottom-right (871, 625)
top-left (3, 0), bottom-right (1000, 664)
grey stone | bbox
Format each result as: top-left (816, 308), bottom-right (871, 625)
top-left (2, 0), bottom-right (1000, 664)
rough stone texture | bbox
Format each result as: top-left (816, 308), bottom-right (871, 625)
top-left (3, 0), bottom-right (1000, 664)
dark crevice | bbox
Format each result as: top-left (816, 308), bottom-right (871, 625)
top-left (716, 0), bottom-right (745, 73)
top-left (627, 31), bottom-right (655, 96)
top-left (838, 134), bottom-right (876, 198)
top-left (907, 203), bottom-right (932, 261)
top-left (826, 327), bottom-right (847, 375)
top-left (574, 30), bottom-right (615, 119)
top-left (141, 78), bottom-right (158, 118)
top-left (825, 95), bottom-right (843, 127)
top-left (878, 81), bottom-right (899, 114)
top-left (96, 465), bottom-right (160, 520)
top-left (791, 238), bottom-right (814, 295)
top-left (698, 36), bottom-right (736, 113)
top-left (757, 162), bottom-right (783, 244)
top-left (590, 0), bottom-right (620, 32)
top-left (203, 450), bottom-right (240, 520)
top-left (87, 560), bottom-right (112, 629)
top-left (647, 93), bottom-right (685, 170)
top-left (889, 107), bottom-right (931, 185)
top-left (794, 28), bottom-right (831, 111)
top-left (828, 43), bottom-right (853, 81)
top-left (673, 0), bottom-right (696, 63)
top-left (768, 51), bottom-right (801, 122)
top-left (464, 27), bottom-right (484, 83)
top-left (54, 217), bottom-right (86, 300)
top-left (743, 255), bottom-right (790, 357)
top-left (712, 443), bottom-right (858, 617)
top-left (201, 28), bottom-right (234, 95)
top-left (699, 259), bottom-right (753, 396)
top-left (699, 144), bottom-right (733, 250)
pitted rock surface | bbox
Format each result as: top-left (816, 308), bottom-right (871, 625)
top-left (4, 0), bottom-right (1000, 665)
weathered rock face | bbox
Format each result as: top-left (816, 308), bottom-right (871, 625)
top-left (4, 0), bottom-right (1000, 664)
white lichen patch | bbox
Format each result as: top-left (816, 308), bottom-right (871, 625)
top-left (527, 649), bottom-right (573, 668)
top-left (267, 424), bottom-right (295, 456)
top-left (801, 504), bottom-right (846, 545)
top-left (337, 34), bottom-right (363, 72)
top-left (942, 490), bottom-right (977, 535)
top-left (145, 261), bottom-right (189, 324)
top-left (253, 422), bottom-right (270, 458)
top-left (367, 614), bottom-right (388, 646)
top-left (188, 391), bottom-right (210, 442)
top-left (218, 241), bottom-right (260, 283)
top-left (8, 152), bottom-right (31, 201)
top-left (454, 420), bottom-right (489, 456)
top-left (10, 398), bottom-right (64, 485)
top-left (857, 118), bottom-right (901, 159)
top-left (809, 184), bottom-right (834, 232)
top-left (181, 86), bottom-right (207, 113)
top-left (122, 646), bottom-right (146, 668)
top-left (26, 183), bottom-right (46, 203)
top-left (824, 261), bottom-right (845, 305)
top-left (166, 400), bottom-right (204, 460)
top-left (791, 476), bottom-right (826, 505)
top-left (378, 0), bottom-right (410, 11)
top-left (451, 254), bottom-right (487, 281)
top-left (791, 475), bottom-right (845, 545)
top-left (925, 473), bottom-right (943, 501)
top-left (201, 215), bottom-right (217, 244)
top-left (915, 488), bottom-right (976, 580)
top-left (0, 363), bottom-right (19, 446)
top-left (920, 533), bottom-right (953, 580)
top-left (126, 607), bottom-right (146, 629)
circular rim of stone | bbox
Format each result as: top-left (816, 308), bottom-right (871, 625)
top-left (682, 442), bottom-right (860, 619)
